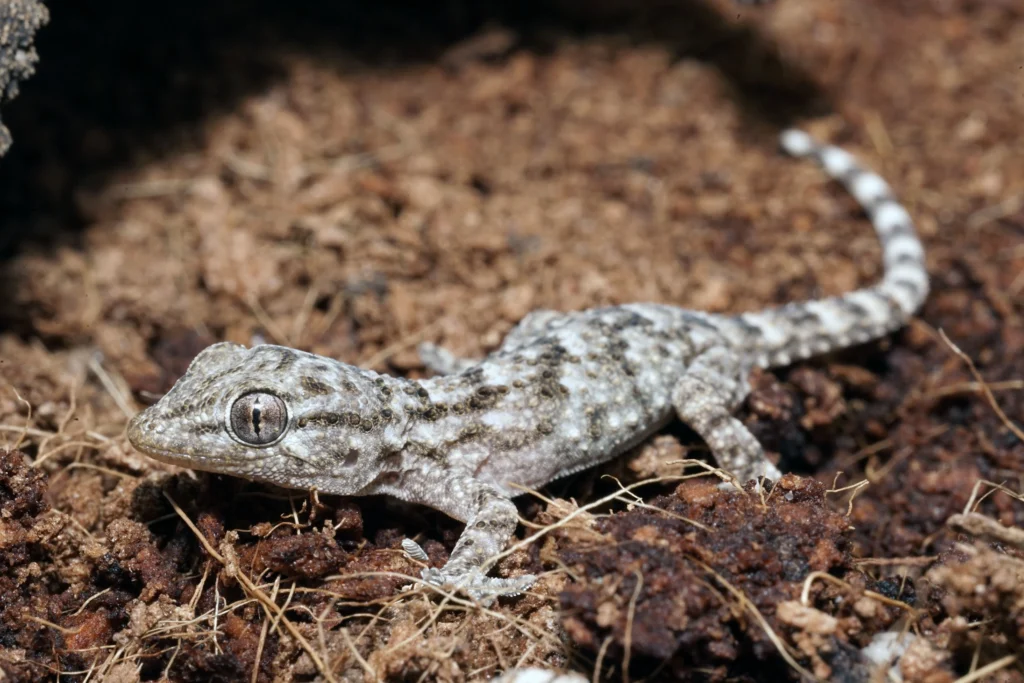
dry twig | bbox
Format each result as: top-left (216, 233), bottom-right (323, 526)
top-left (938, 330), bottom-right (1024, 443)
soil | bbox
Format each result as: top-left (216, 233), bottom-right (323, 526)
top-left (0, 0), bottom-right (1022, 681)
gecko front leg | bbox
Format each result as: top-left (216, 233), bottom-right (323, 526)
top-left (421, 484), bottom-right (537, 602)
top-left (389, 468), bottom-right (536, 603)
top-left (672, 346), bottom-right (782, 484)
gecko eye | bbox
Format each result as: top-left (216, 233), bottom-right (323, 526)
top-left (229, 392), bottom-right (288, 446)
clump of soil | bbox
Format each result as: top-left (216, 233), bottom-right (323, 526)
top-left (558, 476), bottom-right (857, 679)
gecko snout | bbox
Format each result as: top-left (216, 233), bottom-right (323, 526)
top-left (126, 407), bottom-right (162, 454)
top-left (125, 405), bottom-right (188, 463)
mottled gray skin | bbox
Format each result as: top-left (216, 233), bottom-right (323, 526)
top-left (127, 130), bottom-right (929, 600)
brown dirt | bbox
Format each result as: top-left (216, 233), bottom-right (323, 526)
top-left (0, 0), bottom-right (1022, 681)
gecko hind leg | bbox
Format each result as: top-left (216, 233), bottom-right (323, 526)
top-left (672, 347), bottom-right (782, 484)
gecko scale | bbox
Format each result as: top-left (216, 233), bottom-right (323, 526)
top-left (127, 130), bottom-right (928, 600)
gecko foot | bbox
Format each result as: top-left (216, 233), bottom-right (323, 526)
top-left (403, 538), bottom-right (535, 603)
top-left (420, 566), bottom-right (537, 605)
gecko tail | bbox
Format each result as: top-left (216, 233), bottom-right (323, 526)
top-left (724, 129), bottom-right (929, 368)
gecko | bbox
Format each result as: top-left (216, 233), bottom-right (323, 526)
top-left (127, 129), bottom-right (928, 601)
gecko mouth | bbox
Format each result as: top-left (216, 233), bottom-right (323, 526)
top-left (126, 428), bottom-right (230, 473)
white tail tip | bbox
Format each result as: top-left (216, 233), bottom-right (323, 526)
top-left (779, 128), bottom-right (816, 157)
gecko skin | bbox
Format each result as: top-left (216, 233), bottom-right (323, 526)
top-left (127, 130), bottom-right (928, 600)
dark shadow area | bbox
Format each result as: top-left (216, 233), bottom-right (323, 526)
top-left (0, 0), bottom-right (830, 260)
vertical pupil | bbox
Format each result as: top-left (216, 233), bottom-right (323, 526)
top-left (251, 399), bottom-right (262, 436)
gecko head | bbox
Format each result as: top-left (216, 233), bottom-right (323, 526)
top-left (127, 342), bottom-right (395, 494)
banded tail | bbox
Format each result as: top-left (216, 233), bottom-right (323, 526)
top-left (719, 129), bottom-right (928, 369)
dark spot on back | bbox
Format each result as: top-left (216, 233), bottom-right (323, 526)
top-left (733, 315), bottom-right (766, 336)
top-left (610, 311), bottom-right (653, 331)
top-left (680, 312), bottom-right (721, 331)
top-left (460, 367), bottom-right (486, 385)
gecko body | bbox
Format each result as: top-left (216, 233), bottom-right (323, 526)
top-left (127, 130), bottom-right (928, 600)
